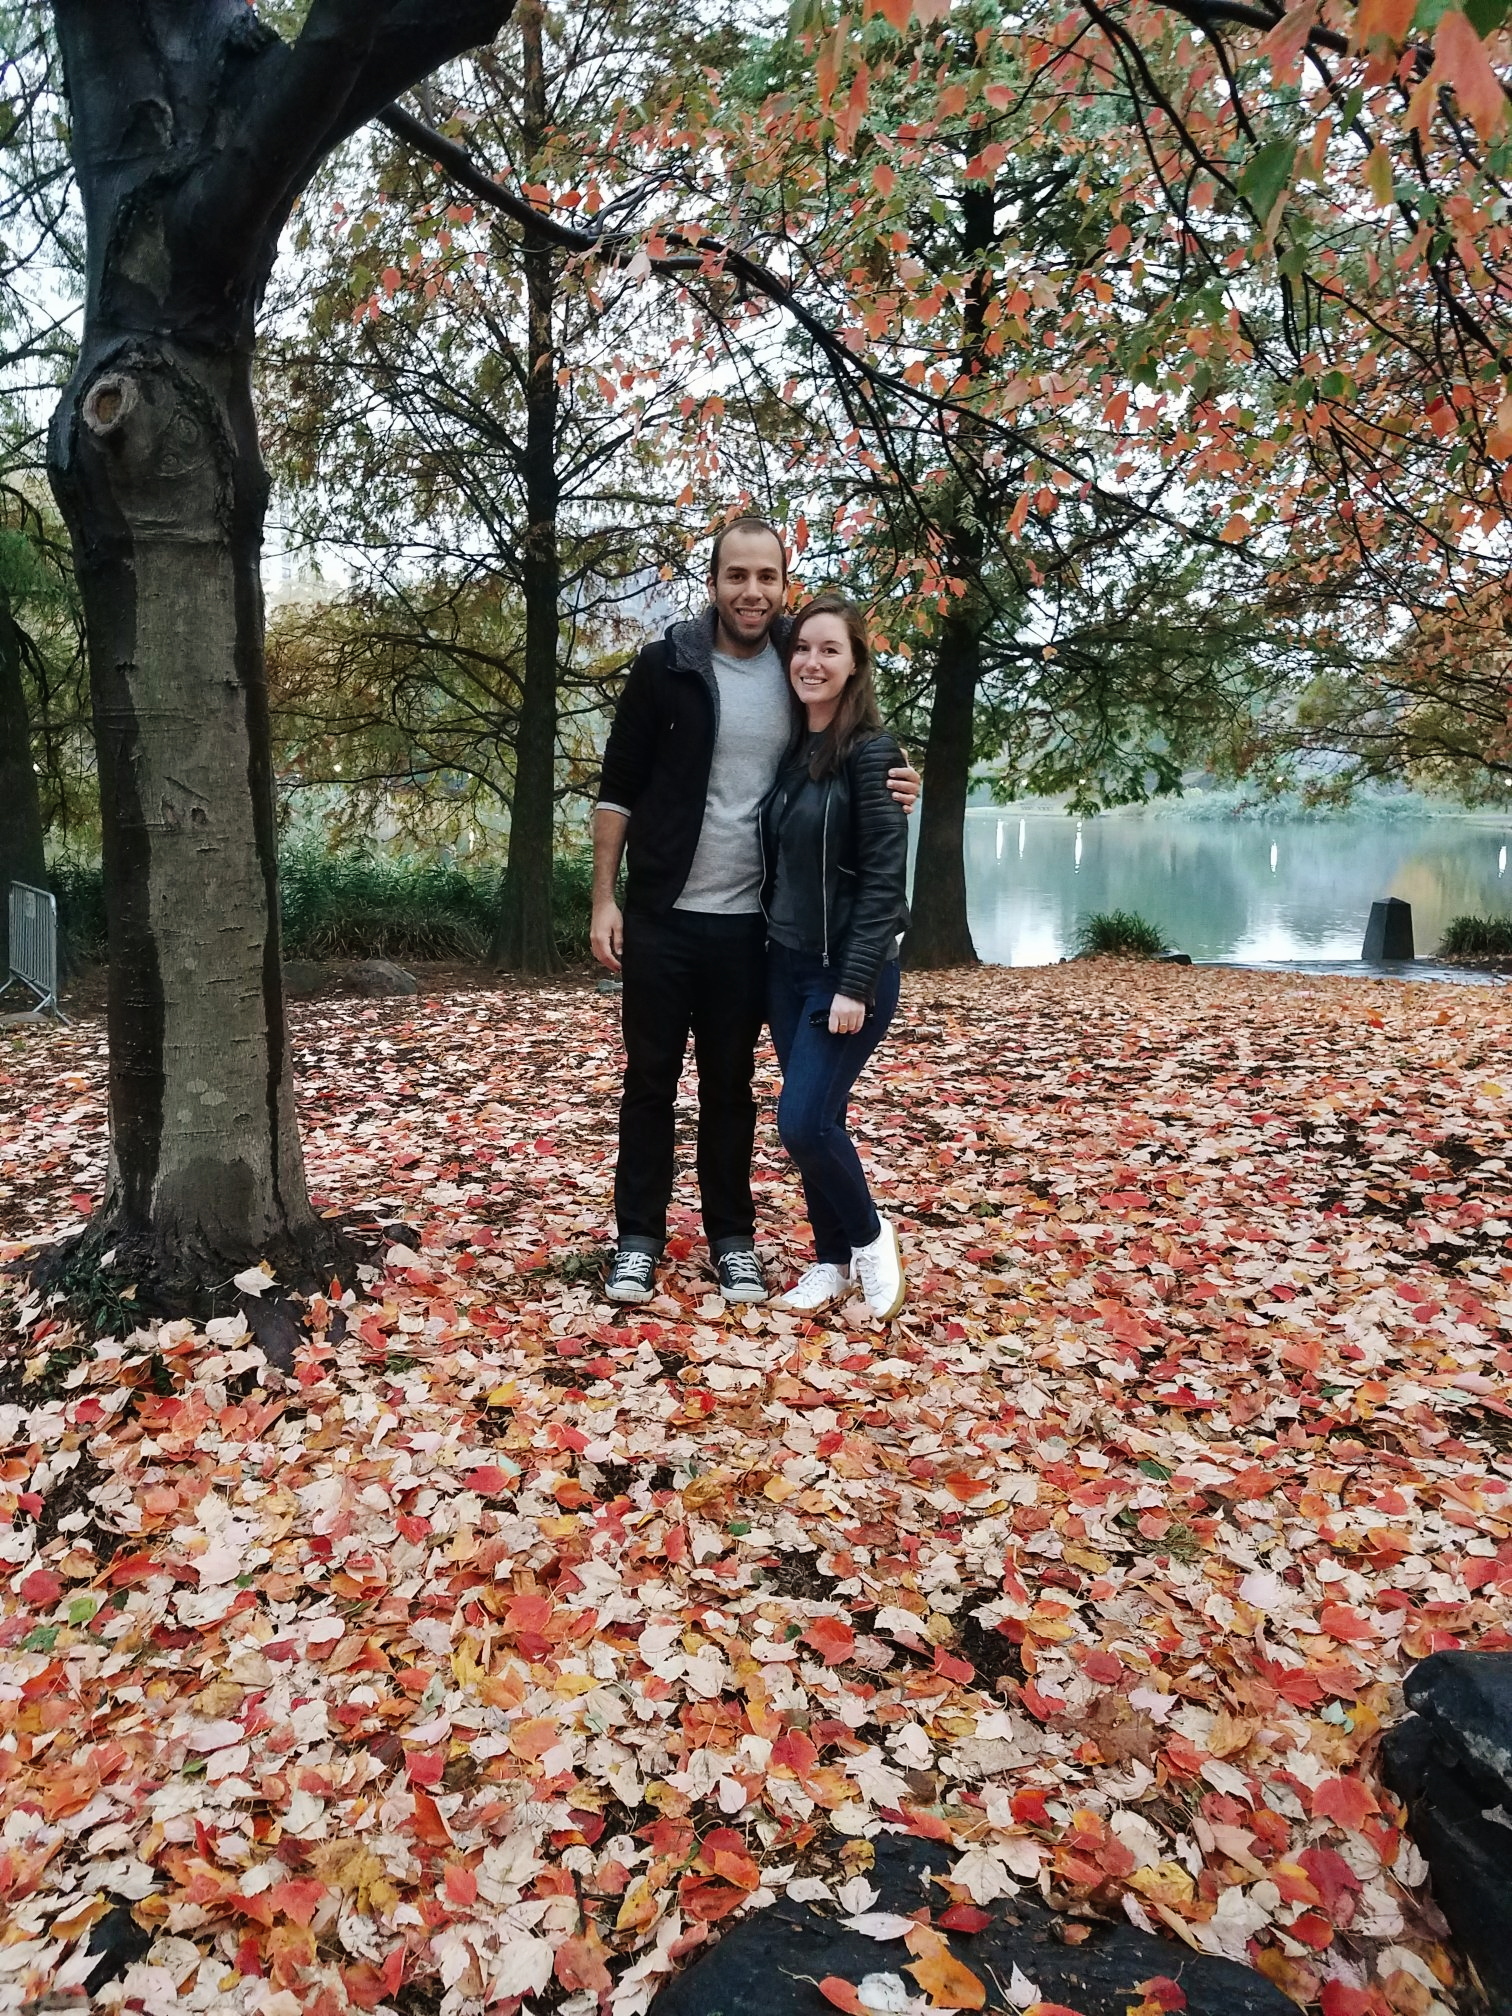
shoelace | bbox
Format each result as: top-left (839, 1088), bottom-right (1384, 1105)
top-left (720, 1251), bottom-right (764, 1291)
top-left (792, 1264), bottom-right (845, 1299)
top-left (854, 1247), bottom-right (889, 1302)
top-left (612, 1251), bottom-right (654, 1285)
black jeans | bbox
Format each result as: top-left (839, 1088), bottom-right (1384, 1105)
top-left (614, 908), bottom-right (767, 1256)
top-left (767, 941), bottom-right (899, 1264)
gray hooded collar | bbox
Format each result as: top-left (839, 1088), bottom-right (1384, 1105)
top-left (664, 606), bottom-right (793, 676)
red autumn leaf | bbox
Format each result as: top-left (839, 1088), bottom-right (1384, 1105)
top-left (405, 1749), bottom-right (445, 1786)
top-left (677, 1874), bottom-right (747, 1921)
top-left (1319, 1602), bottom-right (1376, 1643)
top-left (464, 1464), bottom-right (512, 1494)
top-left (938, 1903), bottom-right (992, 1932)
top-left (268, 1878), bottom-right (327, 1927)
top-left (19, 1569), bottom-right (61, 1606)
top-left (901, 1803), bottom-right (955, 1842)
top-left (1311, 1775), bottom-right (1379, 1830)
top-left (1136, 1981), bottom-right (1187, 2012)
top-left (818, 1981), bottom-right (866, 2015)
top-left (802, 1614), bottom-right (856, 1665)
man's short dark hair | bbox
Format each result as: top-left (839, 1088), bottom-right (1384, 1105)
top-left (709, 515), bottom-right (788, 583)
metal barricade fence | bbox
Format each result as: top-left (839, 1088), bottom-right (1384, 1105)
top-left (2, 881), bottom-right (68, 1024)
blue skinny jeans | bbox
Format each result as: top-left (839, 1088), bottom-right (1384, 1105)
top-left (766, 941), bottom-right (901, 1265)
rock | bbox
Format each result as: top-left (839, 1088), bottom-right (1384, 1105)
top-left (596, 977), bottom-right (623, 994)
top-left (648, 1834), bottom-right (1295, 2016)
top-left (1382, 1651), bottom-right (1512, 2013)
top-left (239, 1293), bottom-right (302, 1373)
top-left (341, 958), bottom-right (418, 997)
top-left (281, 959), bottom-right (328, 998)
top-left (84, 1901), bottom-right (153, 1994)
top-left (1158, 951), bottom-right (1193, 965)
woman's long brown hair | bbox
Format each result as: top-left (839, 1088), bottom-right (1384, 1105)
top-left (783, 592), bottom-right (883, 778)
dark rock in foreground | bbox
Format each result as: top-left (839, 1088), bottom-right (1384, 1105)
top-left (649, 1835), bottom-right (1295, 2016)
top-left (1382, 1650), bottom-right (1512, 2016)
top-left (341, 958), bottom-right (419, 997)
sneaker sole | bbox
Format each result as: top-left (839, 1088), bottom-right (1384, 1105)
top-left (720, 1287), bottom-right (770, 1305)
top-left (772, 1290), bottom-right (841, 1314)
top-left (868, 1260), bottom-right (906, 1321)
top-left (605, 1281), bottom-right (655, 1303)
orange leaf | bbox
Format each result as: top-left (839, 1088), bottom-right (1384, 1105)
top-left (1431, 9), bottom-right (1508, 141)
top-left (818, 1981), bottom-right (867, 2015)
top-left (1353, 0), bottom-right (1415, 49)
top-left (509, 1716), bottom-right (561, 1759)
top-left (555, 1926), bottom-right (613, 1994)
top-left (410, 1787), bottom-right (453, 1848)
top-left (802, 1614), bottom-right (856, 1666)
top-left (907, 1941), bottom-right (987, 2009)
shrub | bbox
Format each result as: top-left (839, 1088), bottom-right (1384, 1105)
top-left (42, 843), bottom-right (600, 968)
top-left (51, 856), bottom-right (109, 966)
top-left (1439, 914), bottom-right (1512, 958)
top-left (1074, 909), bottom-right (1167, 958)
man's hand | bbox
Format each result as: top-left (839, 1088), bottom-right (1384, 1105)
top-left (829, 993), bottom-right (866, 1035)
top-left (887, 757), bottom-right (921, 815)
top-left (592, 900), bottom-right (624, 974)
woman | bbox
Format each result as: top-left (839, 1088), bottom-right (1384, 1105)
top-left (760, 592), bottom-right (910, 1319)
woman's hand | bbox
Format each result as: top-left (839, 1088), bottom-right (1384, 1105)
top-left (829, 993), bottom-right (866, 1035)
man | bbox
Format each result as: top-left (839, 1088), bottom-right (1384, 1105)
top-left (590, 517), bottom-right (917, 1304)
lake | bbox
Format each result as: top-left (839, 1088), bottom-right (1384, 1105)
top-left (955, 807), bottom-right (1512, 967)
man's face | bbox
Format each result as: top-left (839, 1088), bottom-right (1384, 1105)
top-left (710, 528), bottom-right (786, 650)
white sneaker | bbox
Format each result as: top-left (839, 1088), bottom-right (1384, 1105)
top-left (773, 1262), bottom-right (851, 1314)
top-left (852, 1218), bottom-right (906, 1320)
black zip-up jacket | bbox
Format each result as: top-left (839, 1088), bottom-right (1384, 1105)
top-left (596, 609), bottom-right (794, 914)
top-left (759, 729), bottom-right (910, 1004)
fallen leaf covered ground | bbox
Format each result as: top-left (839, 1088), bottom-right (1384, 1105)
top-left (2, 963), bottom-right (1511, 2016)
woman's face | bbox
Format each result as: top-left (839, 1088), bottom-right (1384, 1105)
top-left (789, 613), bottom-right (856, 724)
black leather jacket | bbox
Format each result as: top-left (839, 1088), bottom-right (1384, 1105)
top-left (758, 729), bottom-right (910, 1003)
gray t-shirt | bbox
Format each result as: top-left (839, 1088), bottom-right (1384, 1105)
top-left (674, 639), bottom-right (792, 915)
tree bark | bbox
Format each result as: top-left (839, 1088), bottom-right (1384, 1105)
top-left (45, 0), bottom-right (512, 1291)
top-left (904, 176), bottom-right (996, 973)
top-left (0, 588), bottom-right (49, 975)
top-left (491, 0), bottom-right (563, 975)
top-left (905, 606), bottom-right (982, 970)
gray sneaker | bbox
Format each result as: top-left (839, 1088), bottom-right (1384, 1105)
top-left (716, 1248), bottom-right (768, 1304)
top-left (605, 1247), bottom-right (656, 1303)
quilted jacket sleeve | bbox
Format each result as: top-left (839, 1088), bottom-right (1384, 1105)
top-left (834, 733), bottom-right (910, 1003)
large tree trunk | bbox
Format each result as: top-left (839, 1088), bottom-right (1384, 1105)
top-left (51, 343), bottom-right (313, 1276)
top-left (0, 589), bottom-right (49, 975)
top-left (906, 607), bottom-right (982, 970)
top-left (44, 0), bottom-right (512, 1293)
top-left (904, 180), bottom-right (996, 973)
top-left (491, 0), bottom-right (563, 975)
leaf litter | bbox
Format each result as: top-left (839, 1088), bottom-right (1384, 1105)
top-left (0, 963), bottom-right (1510, 2016)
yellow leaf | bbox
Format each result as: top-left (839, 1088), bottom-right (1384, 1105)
top-left (1363, 144), bottom-right (1394, 207)
top-left (616, 1878), bottom-right (661, 1933)
top-left (764, 1475), bottom-right (798, 1502)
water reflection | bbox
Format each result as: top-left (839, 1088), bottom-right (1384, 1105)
top-left (955, 809), bottom-right (1512, 965)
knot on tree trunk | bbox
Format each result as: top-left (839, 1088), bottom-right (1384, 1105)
top-left (82, 374), bottom-right (139, 438)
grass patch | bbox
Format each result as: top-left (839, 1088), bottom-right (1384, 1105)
top-left (1075, 909), bottom-right (1167, 958)
top-left (46, 843), bottom-right (597, 969)
top-left (1440, 914), bottom-right (1512, 958)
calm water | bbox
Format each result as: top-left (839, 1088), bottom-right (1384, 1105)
top-left (955, 808), bottom-right (1512, 966)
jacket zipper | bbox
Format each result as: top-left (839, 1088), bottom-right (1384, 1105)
top-left (821, 781), bottom-right (832, 965)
